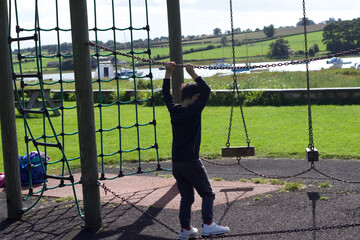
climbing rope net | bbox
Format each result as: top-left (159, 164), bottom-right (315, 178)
top-left (8, 0), bottom-right (162, 215)
top-left (5, 0), bottom-right (360, 238)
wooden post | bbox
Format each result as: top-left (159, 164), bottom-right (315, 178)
top-left (69, 0), bottom-right (102, 229)
top-left (166, 0), bottom-right (184, 103)
top-left (0, 0), bottom-right (23, 219)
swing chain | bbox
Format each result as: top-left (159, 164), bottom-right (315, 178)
top-left (302, 0), bottom-right (315, 150)
top-left (225, 0), bottom-right (251, 148)
top-left (235, 80), bottom-right (251, 147)
top-left (201, 157), bottom-right (241, 167)
top-left (225, 86), bottom-right (234, 148)
top-left (225, 0), bottom-right (236, 148)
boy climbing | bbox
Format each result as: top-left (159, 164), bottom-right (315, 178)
top-left (162, 62), bottom-right (230, 240)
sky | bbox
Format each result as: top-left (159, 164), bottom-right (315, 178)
top-left (8, 0), bottom-right (360, 49)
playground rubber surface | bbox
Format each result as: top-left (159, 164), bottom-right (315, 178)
top-left (2, 158), bottom-right (360, 239)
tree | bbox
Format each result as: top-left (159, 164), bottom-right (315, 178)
top-left (263, 24), bottom-right (275, 38)
top-left (296, 17), bottom-right (315, 26)
top-left (213, 28), bottom-right (222, 35)
top-left (312, 44), bottom-right (319, 53)
top-left (324, 17), bottom-right (336, 24)
top-left (60, 42), bottom-right (72, 53)
top-left (61, 59), bottom-right (74, 71)
top-left (220, 36), bottom-right (227, 46)
top-left (47, 45), bottom-right (57, 54)
top-left (322, 20), bottom-right (360, 53)
top-left (308, 43), bottom-right (320, 57)
top-left (268, 38), bottom-right (290, 59)
top-left (104, 40), bottom-right (114, 48)
top-left (234, 27), bottom-right (241, 33)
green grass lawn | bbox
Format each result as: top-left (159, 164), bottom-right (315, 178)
top-left (1, 104), bottom-right (359, 174)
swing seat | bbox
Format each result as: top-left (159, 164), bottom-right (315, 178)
top-left (222, 146), bottom-right (255, 158)
top-left (306, 147), bottom-right (319, 162)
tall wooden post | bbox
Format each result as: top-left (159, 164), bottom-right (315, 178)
top-left (69, 0), bottom-right (102, 229)
top-left (0, 0), bottom-right (23, 219)
top-left (166, 0), bottom-right (184, 103)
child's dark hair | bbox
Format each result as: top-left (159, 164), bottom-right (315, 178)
top-left (181, 82), bottom-right (200, 101)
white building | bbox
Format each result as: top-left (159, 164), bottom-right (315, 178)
top-left (93, 59), bottom-right (115, 79)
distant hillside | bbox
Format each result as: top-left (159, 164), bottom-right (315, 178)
top-left (151, 24), bottom-right (326, 47)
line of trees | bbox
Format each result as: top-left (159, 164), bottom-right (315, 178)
top-left (322, 18), bottom-right (360, 53)
top-left (263, 24), bottom-right (275, 38)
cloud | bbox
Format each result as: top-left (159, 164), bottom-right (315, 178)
top-left (9, 0), bottom-right (360, 49)
top-left (182, 0), bottom-right (199, 4)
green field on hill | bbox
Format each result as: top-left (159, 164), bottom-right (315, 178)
top-left (13, 25), bottom-right (328, 73)
top-left (181, 31), bottom-right (326, 62)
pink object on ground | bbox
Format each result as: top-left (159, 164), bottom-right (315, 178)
top-left (0, 173), bottom-right (5, 188)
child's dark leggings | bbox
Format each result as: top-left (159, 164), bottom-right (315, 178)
top-left (172, 159), bottom-right (215, 229)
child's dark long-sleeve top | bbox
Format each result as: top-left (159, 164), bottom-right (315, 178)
top-left (162, 76), bottom-right (211, 162)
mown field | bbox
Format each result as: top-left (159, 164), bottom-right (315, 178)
top-left (154, 24), bottom-right (326, 47)
top-left (181, 31), bottom-right (327, 62)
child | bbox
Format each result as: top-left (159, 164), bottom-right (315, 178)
top-left (162, 62), bottom-right (230, 240)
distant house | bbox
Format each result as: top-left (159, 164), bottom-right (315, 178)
top-left (47, 61), bottom-right (59, 68)
top-left (93, 59), bottom-right (114, 79)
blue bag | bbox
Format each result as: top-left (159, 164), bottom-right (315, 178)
top-left (19, 152), bottom-right (46, 186)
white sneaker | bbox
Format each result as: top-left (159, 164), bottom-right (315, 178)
top-left (178, 226), bottom-right (199, 240)
top-left (202, 222), bottom-right (230, 236)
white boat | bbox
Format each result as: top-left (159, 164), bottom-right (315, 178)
top-left (326, 57), bottom-right (352, 69)
top-left (231, 67), bottom-right (254, 73)
top-left (116, 69), bottom-right (143, 77)
top-left (352, 62), bottom-right (360, 70)
top-left (208, 62), bottom-right (232, 69)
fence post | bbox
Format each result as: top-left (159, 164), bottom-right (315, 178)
top-left (166, 0), bottom-right (184, 103)
top-left (69, 0), bottom-right (102, 229)
top-left (0, 0), bottom-right (23, 219)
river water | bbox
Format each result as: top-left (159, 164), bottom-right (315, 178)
top-left (35, 56), bottom-right (360, 82)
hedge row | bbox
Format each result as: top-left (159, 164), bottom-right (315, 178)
top-left (52, 89), bottom-right (360, 106)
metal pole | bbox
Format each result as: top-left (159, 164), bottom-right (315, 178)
top-left (0, 0), bottom-right (23, 219)
top-left (166, 0), bottom-right (184, 103)
top-left (69, 0), bottom-right (102, 229)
